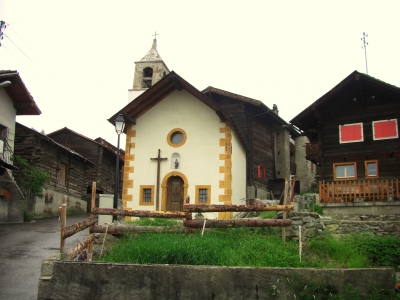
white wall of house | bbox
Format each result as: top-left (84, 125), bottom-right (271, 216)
top-left (0, 88), bottom-right (17, 154)
top-left (33, 188), bottom-right (87, 218)
top-left (125, 90), bottom-right (247, 218)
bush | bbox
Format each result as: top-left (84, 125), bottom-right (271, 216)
top-left (310, 204), bottom-right (323, 215)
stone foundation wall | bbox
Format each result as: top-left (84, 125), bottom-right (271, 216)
top-left (38, 255), bottom-right (395, 300)
top-left (282, 212), bottom-right (400, 241)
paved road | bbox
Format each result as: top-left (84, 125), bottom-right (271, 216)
top-left (0, 213), bottom-right (90, 300)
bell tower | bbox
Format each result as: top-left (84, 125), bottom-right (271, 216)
top-left (128, 34), bottom-right (170, 102)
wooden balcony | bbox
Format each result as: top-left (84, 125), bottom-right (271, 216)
top-left (319, 179), bottom-right (400, 203)
top-left (306, 143), bottom-right (318, 157)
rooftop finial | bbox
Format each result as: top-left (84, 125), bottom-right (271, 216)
top-left (152, 31), bottom-right (159, 49)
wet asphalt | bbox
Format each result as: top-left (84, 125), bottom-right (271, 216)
top-left (0, 213), bottom-right (90, 300)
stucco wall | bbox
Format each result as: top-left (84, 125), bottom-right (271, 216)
top-left (34, 191), bottom-right (87, 218)
top-left (123, 90), bottom-right (246, 219)
top-left (294, 136), bottom-right (316, 193)
top-left (274, 127), bottom-right (290, 179)
top-left (38, 258), bottom-right (394, 300)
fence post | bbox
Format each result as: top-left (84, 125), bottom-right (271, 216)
top-left (87, 182), bottom-right (97, 262)
top-left (60, 195), bottom-right (67, 259)
top-left (282, 179), bottom-right (289, 243)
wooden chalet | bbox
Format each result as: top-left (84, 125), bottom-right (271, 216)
top-left (290, 71), bottom-right (400, 203)
top-left (14, 123), bottom-right (95, 217)
top-left (47, 128), bottom-right (125, 205)
top-left (202, 87), bottom-right (308, 197)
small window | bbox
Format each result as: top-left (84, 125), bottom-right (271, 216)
top-left (333, 162), bottom-right (357, 180)
top-left (195, 185), bottom-right (211, 204)
top-left (57, 163), bottom-right (67, 185)
top-left (257, 165), bottom-right (266, 180)
top-left (140, 185), bottom-right (154, 206)
top-left (373, 119), bottom-right (398, 140)
top-left (339, 123), bottom-right (363, 143)
top-left (0, 125), bottom-right (7, 155)
top-left (167, 128), bottom-right (187, 148)
top-left (365, 160), bottom-right (378, 178)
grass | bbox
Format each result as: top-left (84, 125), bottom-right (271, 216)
top-left (96, 225), bottom-right (400, 270)
top-left (126, 217), bottom-right (179, 227)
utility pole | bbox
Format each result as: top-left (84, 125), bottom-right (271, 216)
top-left (0, 21), bottom-right (6, 47)
top-left (361, 32), bottom-right (368, 74)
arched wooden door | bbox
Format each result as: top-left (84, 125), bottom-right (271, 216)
top-left (167, 176), bottom-right (184, 211)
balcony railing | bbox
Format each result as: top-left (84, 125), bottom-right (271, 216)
top-left (0, 139), bottom-right (14, 166)
top-left (319, 179), bottom-right (400, 203)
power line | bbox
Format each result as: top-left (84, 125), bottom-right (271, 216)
top-left (4, 33), bottom-right (32, 61)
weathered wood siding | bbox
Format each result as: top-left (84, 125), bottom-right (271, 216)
top-left (13, 124), bottom-right (88, 199)
top-left (209, 94), bottom-right (277, 191)
top-left (48, 130), bottom-right (123, 201)
top-left (318, 84), bottom-right (400, 181)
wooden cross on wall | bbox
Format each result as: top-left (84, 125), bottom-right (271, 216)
top-left (151, 149), bottom-right (167, 211)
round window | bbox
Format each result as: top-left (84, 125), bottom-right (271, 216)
top-left (167, 128), bottom-right (187, 147)
top-left (171, 132), bottom-right (183, 144)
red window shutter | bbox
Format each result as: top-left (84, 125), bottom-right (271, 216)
top-left (373, 119), bottom-right (398, 139)
top-left (257, 165), bottom-right (261, 178)
top-left (262, 167), bottom-right (266, 180)
top-left (340, 123), bottom-right (363, 143)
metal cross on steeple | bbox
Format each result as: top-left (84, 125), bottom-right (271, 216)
top-left (152, 31), bottom-right (159, 40)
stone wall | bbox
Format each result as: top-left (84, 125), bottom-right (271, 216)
top-left (38, 255), bottom-right (395, 300)
top-left (281, 212), bottom-right (400, 241)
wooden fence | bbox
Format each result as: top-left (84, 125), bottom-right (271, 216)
top-left (319, 179), bottom-right (400, 203)
top-left (60, 181), bottom-right (294, 261)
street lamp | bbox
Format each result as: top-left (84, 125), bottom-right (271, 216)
top-left (114, 114), bottom-right (125, 221)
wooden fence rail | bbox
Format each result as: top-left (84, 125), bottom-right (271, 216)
top-left (183, 204), bottom-right (293, 212)
top-left (61, 180), bottom-right (295, 260)
top-left (319, 179), bottom-right (400, 203)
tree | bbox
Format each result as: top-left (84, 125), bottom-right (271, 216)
top-left (13, 156), bottom-right (50, 218)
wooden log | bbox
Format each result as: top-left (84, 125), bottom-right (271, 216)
top-left (63, 216), bottom-right (97, 239)
top-left (91, 207), bottom-right (190, 219)
top-left (67, 234), bottom-right (95, 260)
top-left (183, 204), bottom-right (293, 213)
top-left (183, 219), bottom-right (291, 228)
top-left (90, 225), bottom-right (197, 234)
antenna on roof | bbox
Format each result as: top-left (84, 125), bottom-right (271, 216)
top-left (0, 20), bottom-right (6, 47)
top-left (361, 32), bottom-right (369, 74)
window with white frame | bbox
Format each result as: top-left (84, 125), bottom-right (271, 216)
top-left (333, 162), bottom-right (357, 180)
top-left (365, 160), bottom-right (378, 178)
top-left (339, 123), bottom-right (363, 143)
top-left (372, 119), bottom-right (398, 140)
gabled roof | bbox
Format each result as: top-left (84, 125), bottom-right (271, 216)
top-left (16, 123), bottom-right (95, 166)
top-left (108, 71), bottom-right (230, 125)
top-left (290, 70), bottom-right (400, 131)
top-left (47, 127), bottom-right (125, 159)
top-left (202, 86), bottom-right (301, 136)
top-left (0, 70), bottom-right (41, 115)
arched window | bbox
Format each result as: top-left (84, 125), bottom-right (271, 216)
top-left (142, 67), bottom-right (153, 88)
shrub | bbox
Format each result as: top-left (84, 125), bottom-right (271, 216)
top-left (310, 204), bottom-right (323, 215)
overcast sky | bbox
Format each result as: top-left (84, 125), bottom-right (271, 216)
top-left (1, 0), bottom-right (400, 149)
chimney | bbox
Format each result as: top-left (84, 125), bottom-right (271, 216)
top-left (272, 104), bottom-right (279, 115)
